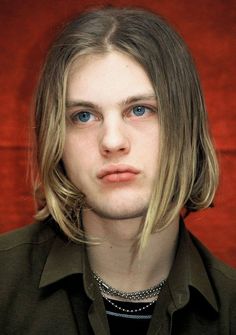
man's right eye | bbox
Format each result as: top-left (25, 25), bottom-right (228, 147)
top-left (71, 111), bottom-right (94, 123)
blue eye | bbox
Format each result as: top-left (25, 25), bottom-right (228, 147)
top-left (132, 106), bottom-right (146, 116)
top-left (73, 111), bottom-right (92, 123)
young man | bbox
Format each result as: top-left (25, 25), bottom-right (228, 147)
top-left (0, 7), bottom-right (235, 335)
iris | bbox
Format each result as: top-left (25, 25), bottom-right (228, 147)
top-left (77, 112), bottom-right (91, 122)
top-left (133, 106), bottom-right (146, 116)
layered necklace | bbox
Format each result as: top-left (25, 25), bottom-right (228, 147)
top-left (93, 271), bottom-right (166, 313)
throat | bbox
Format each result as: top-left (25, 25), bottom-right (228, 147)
top-left (86, 215), bottom-right (179, 297)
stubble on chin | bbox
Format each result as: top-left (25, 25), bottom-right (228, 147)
top-left (84, 198), bottom-right (148, 221)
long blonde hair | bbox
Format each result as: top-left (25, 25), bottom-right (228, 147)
top-left (34, 7), bottom-right (219, 247)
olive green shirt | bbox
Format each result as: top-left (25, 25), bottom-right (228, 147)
top-left (0, 218), bottom-right (235, 334)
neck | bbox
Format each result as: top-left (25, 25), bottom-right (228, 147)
top-left (83, 209), bottom-right (179, 292)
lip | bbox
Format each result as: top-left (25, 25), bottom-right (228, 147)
top-left (97, 164), bottom-right (140, 182)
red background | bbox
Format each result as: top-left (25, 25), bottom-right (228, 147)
top-left (0, 0), bottom-right (235, 267)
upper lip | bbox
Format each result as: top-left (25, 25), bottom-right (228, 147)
top-left (97, 164), bottom-right (140, 179)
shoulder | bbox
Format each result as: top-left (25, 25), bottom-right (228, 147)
top-left (0, 220), bottom-right (57, 286)
top-left (188, 232), bottom-right (236, 333)
top-left (0, 220), bottom-right (56, 251)
top-left (190, 233), bottom-right (236, 313)
top-left (190, 232), bottom-right (236, 281)
top-left (0, 221), bottom-right (62, 331)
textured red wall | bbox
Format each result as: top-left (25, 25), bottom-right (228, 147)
top-left (0, 0), bottom-right (235, 267)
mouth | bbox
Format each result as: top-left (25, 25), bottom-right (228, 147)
top-left (97, 164), bottom-right (140, 183)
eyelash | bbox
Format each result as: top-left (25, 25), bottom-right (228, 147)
top-left (69, 105), bottom-right (156, 125)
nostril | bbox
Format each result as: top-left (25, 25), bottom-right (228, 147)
top-left (100, 136), bottom-right (130, 156)
top-left (101, 142), bottom-right (130, 156)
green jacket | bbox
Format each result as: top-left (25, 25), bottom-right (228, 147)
top-left (0, 218), bottom-right (235, 334)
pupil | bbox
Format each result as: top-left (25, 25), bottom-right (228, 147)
top-left (134, 106), bottom-right (145, 116)
top-left (79, 112), bottom-right (90, 122)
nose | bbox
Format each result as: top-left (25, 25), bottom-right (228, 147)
top-left (99, 117), bottom-right (130, 157)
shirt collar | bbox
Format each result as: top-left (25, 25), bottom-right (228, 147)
top-left (39, 236), bottom-right (84, 288)
top-left (39, 231), bottom-right (97, 300)
top-left (39, 218), bottom-right (219, 312)
top-left (167, 218), bottom-right (219, 313)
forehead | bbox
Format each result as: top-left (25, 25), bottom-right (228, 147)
top-left (66, 51), bottom-right (155, 105)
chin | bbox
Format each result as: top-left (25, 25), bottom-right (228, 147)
top-left (90, 203), bottom-right (148, 221)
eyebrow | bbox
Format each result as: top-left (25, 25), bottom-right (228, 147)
top-left (65, 93), bottom-right (157, 110)
top-left (122, 93), bottom-right (157, 106)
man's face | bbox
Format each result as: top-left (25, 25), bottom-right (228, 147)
top-left (63, 51), bottom-right (159, 221)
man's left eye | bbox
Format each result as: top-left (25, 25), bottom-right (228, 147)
top-left (132, 106), bottom-right (149, 116)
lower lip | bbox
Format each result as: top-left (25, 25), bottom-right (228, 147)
top-left (101, 172), bottom-right (138, 183)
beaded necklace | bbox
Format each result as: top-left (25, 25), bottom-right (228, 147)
top-left (93, 272), bottom-right (166, 313)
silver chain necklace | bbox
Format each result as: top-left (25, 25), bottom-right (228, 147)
top-left (103, 295), bottom-right (158, 313)
top-left (93, 271), bottom-right (166, 302)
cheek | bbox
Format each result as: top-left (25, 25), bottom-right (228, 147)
top-left (143, 125), bottom-right (159, 152)
top-left (62, 133), bottom-right (97, 176)
top-left (142, 127), bottom-right (159, 172)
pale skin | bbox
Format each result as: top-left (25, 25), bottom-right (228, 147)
top-left (63, 51), bottom-right (179, 300)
